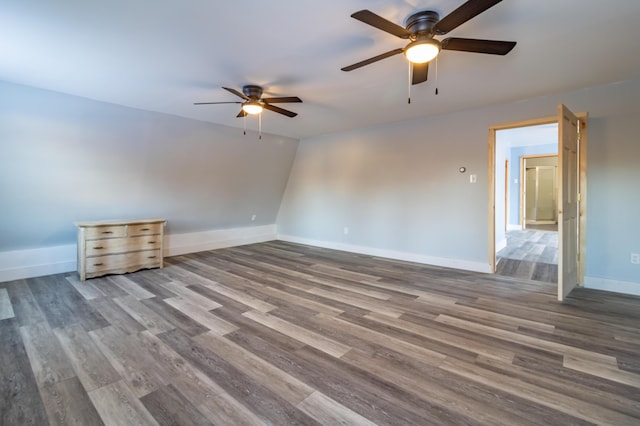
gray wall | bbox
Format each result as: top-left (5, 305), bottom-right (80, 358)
top-left (277, 78), bottom-right (640, 286)
top-left (0, 81), bottom-right (299, 251)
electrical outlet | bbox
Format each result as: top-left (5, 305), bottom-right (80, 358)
top-left (631, 253), bottom-right (640, 265)
top-left (343, 227), bottom-right (349, 235)
top-left (251, 214), bottom-right (256, 221)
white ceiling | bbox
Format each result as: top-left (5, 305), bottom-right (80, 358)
top-left (2, 0), bottom-right (640, 140)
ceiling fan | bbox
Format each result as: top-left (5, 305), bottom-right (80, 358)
top-left (341, 0), bottom-right (516, 85)
top-left (194, 85), bottom-right (302, 117)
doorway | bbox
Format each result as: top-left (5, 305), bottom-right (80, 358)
top-left (522, 155), bottom-right (558, 229)
top-left (488, 108), bottom-right (588, 300)
top-left (495, 128), bottom-right (559, 283)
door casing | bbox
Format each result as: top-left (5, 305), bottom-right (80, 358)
top-left (488, 112), bottom-right (588, 286)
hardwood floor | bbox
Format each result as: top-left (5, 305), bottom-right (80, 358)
top-left (496, 230), bottom-right (558, 283)
top-left (2, 241), bottom-right (640, 425)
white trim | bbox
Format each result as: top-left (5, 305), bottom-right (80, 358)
top-left (507, 224), bottom-right (522, 231)
top-left (0, 224), bottom-right (277, 283)
top-left (496, 238), bottom-right (507, 253)
top-left (277, 234), bottom-right (492, 273)
top-left (0, 245), bottom-right (77, 283)
top-left (584, 276), bottom-right (640, 296)
top-left (164, 224), bottom-right (276, 257)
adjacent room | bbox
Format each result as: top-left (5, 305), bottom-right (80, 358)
top-left (1, 1), bottom-right (640, 424)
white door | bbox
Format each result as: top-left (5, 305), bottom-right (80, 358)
top-left (558, 104), bottom-right (579, 301)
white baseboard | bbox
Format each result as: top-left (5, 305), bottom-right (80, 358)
top-left (277, 234), bottom-right (493, 274)
top-left (0, 224), bottom-right (277, 283)
top-left (0, 245), bottom-right (77, 283)
top-left (164, 224), bottom-right (276, 257)
top-left (507, 224), bottom-right (522, 231)
top-left (584, 276), bottom-right (640, 296)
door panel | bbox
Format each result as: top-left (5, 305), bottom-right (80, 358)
top-left (558, 104), bottom-right (579, 301)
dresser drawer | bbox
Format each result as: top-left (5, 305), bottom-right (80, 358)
top-left (128, 222), bottom-right (163, 237)
top-left (85, 250), bottom-right (162, 274)
top-left (85, 235), bottom-right (162, 256)
top-left (84, 225), bottom-right (127, 239)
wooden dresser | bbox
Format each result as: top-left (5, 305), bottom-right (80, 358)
top-left (76, 218), bottom-right (166, 281)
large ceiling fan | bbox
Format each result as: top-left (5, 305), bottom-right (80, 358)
top-left (194, 85), bottom-right (302, 118)
top-left (341, 0), bottom-right (516, 85)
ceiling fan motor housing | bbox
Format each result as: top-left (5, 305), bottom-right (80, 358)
top-left (405, 10), bottom-right (440, 39)
top-left (242, 85), bottom-right (263, 99)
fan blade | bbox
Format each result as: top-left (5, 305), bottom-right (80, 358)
top-left (222, 87), bottom-right (249, 100)
top-left (263, 103), bottom-right (298, 118)
top-left (193, 101), bottom-right (242, 105)
top-left (442, 38), bottom-right (516, 55)
top-left (341, 48), bottom-right (404, 72)
top-left (262, 96), bottom-right (302, 104)
top-left (412, 62), bottom-right (429, 85)
top-left (236, 109), bottom-right (248, 118)
top-left (435, 0), bottom-right (503, 34)
top-left (351, 10), bottom-right (411, 39)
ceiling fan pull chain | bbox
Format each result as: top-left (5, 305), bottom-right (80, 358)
top-left (435, 56), bottom-right (439, 95)
top-left (259, 112), bottom-right (262, 140)
top-left (407, 61), bottom-right (412, 104)
top-left (243, 114), bottom-right (247, 135)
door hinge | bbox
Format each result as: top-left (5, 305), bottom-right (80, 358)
top-left (577, 193), bottom-right (581, 201)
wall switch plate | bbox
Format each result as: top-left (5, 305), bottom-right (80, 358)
top-left (631, 253), bottom-right (640, 265)
top-left (470, 174), bottom-right (477, 183)
top-left (343, 227), bottom-right (349, 235)
top-left (251, 214), bottom-right (256, 221)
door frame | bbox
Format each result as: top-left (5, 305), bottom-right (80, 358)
top-left (488, 113), bottom-right (588, 283)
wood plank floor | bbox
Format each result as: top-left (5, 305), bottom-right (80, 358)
top-left (497, 230), bottom-right (558, 283)
top-left (2, 241), bottom-right (640, 425)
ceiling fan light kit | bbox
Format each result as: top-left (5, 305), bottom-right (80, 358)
top-left (404, 37), bottom-right (441, 63)
top-left (242, 101), bottom-right (263, 115)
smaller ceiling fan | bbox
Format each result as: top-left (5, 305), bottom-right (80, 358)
top-left (194, 85), bottom-right (302, 118)
top-left (341, 0), bottom-right (516, 85)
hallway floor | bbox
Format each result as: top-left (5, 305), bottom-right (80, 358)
top-left (496, 229), bottom-right (558, 283)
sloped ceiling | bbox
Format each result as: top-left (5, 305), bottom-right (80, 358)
top-left (2, 0), bottom-right (640, 139)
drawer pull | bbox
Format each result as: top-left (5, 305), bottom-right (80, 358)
top-left (101, 231), bottom-right (114, 234)
top-left (147, 256), bottom-right (157, 259)
top-left (93, 262), bottom-right (104, 266)
top-left (148, 241), bottom-right (156, 244)
top-left (93, 246), bottom-right (104, 249)
top-left (140, 228), bottom-right (150, 231)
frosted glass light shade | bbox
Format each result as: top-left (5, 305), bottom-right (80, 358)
top-left (242, 102), bottom-right (263, 115)
top-left (404, 39), bottom-right (440, 64)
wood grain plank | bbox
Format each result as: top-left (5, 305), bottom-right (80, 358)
top-left (194, 331), bottom-right (315, 405)
top-left (53, 323), bottom-right (121, 392)
top-left (158, 328), bottom-right (321, 425)
top-left (3, 279), bottom-right (46, 326)
top-left (158, 280), bottom-right (222, 310)
top-left (0, 318), bottom-right (49, 425)
top-left (297, 391), bottom-right (378, 425)
top-left (66, 274), bottom-right (105, 300)
top-left (40, 376), bottom-right (104, 426)
top-left (88, 379), bottom-right (159, 426)
top-left (243, 309), bottom-right (351, 358)
top-left (19, 321), bottom-right (76, 387)
top-left (0, 287), bottom-right (15, 319)
top-left (140, 384), bottom-right (212, 426)
top-left (440, 356), bottom-right (637, 425)
top-left (89, 326), bottom-right (165, 398)
top-left (163, 297), bottom-right (237, 335)
top-left (107, 275), bottom-right (156, 300)
top-left (88, 296), bottom-right (147, 335)
top-left (113, 295), bottom-right (175, 335)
